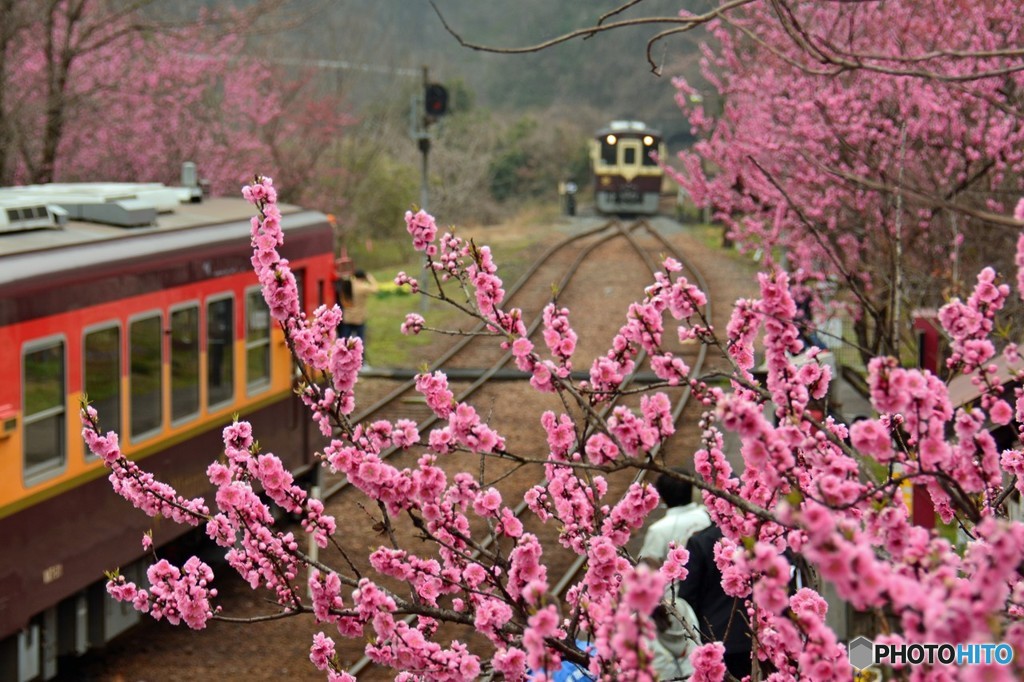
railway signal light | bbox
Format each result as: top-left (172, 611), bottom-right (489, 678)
top-left (425, 83), bottom-right (448, 117)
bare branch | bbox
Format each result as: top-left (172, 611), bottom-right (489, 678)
top-left (597, 0), bottom-right (645, 26)
top-left (431, 0), bottom-right (757, 73)
top-left (819, 164), bottom-right (1024, 229)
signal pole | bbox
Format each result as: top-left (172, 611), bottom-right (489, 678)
top-left (409, 66), bottom-right (449, 213)
top-left (410, 67), bottom-right (448, 310)
top-left (418, 67), bottom-right (431, 212)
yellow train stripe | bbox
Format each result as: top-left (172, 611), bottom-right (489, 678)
top-left (0, 388), bottom-right (294, 521)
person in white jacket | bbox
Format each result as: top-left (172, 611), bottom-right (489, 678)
top-left (640, 469), bottom-right (711, 680)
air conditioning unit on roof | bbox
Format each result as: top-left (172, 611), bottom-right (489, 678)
top-left (0, 196), bottom-right (61, 234)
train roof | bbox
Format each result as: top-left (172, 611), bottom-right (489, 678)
top-left (946, 353), bottom-right (1022, 409)
top-left (594, 120), bottom-right (662, 138)
top-left (0, 183), bottom-right (307, 252)
top-left (0, 183), bottom-right (331, 324)
top-left (0, 183), bottom-right (323, 282)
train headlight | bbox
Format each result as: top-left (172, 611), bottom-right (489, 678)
top-left (606, 134), bottom-right (617, 145)
top-left (643, 135), bottom-right (654, 146)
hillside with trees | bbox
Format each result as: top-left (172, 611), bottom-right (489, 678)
top-left (1, 1), bottom-right (714, 264)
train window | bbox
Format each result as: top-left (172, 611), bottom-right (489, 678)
top-left (207, 296), bottom-right (235, 408)
top-left (130, 313), bottom-right (163, 440)
top-left (623, 146), bottom-right (637, 166)
top-left (294, 269), bottom-right (306, 313)
top-left (642, 138), bottom-right (659, 167)
top-left (170, 304), bottom-right (200, 423)
top-left (245, 287), bottom-right (271, 393)
top-left (600, 139), bottom-right (617, 165)
top-left (23, 338), bottom-right (66, 479)
top-left (83, 325), bottom-right (121, 450)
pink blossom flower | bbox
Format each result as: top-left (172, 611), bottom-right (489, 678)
top-left (404, 209), bottom-right (438, 251)
top-left (309, 631), bottom-right (336, 671)
top-left (401, 313), bottom-right (425, 335)
top-left (690, 642), bottom-right (727, 682)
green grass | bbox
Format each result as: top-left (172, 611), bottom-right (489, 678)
top-left (688, 222), bottom-right (731, 251)
top-left (363, 279), bottom-right (463, 367)
top-left (359, 203), bottom-right (563, 368)
top-left (344, 239), bottom-right (413, 273)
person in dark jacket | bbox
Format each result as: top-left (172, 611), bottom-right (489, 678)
top-left (674, 524), bottom-right (752, 679)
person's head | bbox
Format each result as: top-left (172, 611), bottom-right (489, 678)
top-left (654, 468), bottom-right (694, 508)
top-left (354, 269), bottom-right (367, 279)
top-left (335, 256), bottom-right (354, 277)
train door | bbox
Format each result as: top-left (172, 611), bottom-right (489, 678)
top-left (617, 138), bottom-right (642, 182)
top-left (290, 269), bottom-right (306, 431)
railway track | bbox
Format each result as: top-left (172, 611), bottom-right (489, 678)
top-left (319, 218), bottom-right (648, 498)
top-left (545, 220), bottom-right (714, 605)
top-left (321, 217), bottom-right (717, 679)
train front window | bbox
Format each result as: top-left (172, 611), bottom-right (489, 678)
top-left (171, 305), bottom-right (200, 423)
top-left (84, 326), bottom-right (120, 451)
top-left (623, 147), bottom-right (637, 165)
top-left (642, 137), bottom-right (659, 166)
top-left (207, 296), bottom-right (234, 408)
top-left (245, 288), bottom-right (271, 393)
top-left (23, 339), bottom-right (66, 478)
top-left (130, 313), bottom-right (163, 440)
top-left (600, 139), bottom-right (617, 165)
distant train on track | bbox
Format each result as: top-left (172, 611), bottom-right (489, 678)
top-left (590, 120), bottom-right (667, 215)
top-left (0, 179), bottom-right (335, 681)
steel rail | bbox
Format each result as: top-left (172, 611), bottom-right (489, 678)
top-left (549, 218), bottom-right (714, 600)
top-left (340, 219), bottom-right (623, 426)
top-left (321, 219), bottom-right (646, 500)
top-left (344, 219), bottom-right (674, 676)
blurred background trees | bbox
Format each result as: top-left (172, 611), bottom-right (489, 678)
top-left (667, 0), bottom-right (1024, 365)
top-left (0, 0), bottom-right (353, 197)
top-left (1, 0), bottom-right (708, 270)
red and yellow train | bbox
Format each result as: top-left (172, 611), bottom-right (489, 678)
top-left (0, 182), bottom-right (335, 680)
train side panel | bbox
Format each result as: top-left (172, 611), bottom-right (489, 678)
top-left (0, 196), bottom-right (334, 680)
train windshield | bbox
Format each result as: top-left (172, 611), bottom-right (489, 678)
top-left (642, 136), bottom-right (659, 166)
top-left (600, 139), bottom-right (617, 165)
